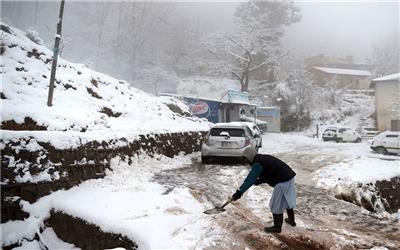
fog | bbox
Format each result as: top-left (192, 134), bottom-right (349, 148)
top-left (283, 1), bottom-right (399, 61)
top-left (155, 1), bottom-right (399, 61)
top-left (1, 0), bottom-right (398, 83)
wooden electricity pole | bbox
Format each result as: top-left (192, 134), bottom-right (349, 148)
top-left (47, 0), bottom-right (65, 107)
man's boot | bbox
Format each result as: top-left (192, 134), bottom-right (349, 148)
top-left (285, 209), bottom-right (296, 227)
top-left (264, 214), bottom-right (283, 233)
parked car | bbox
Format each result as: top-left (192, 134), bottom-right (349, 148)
top-left (322, 126), bottom-right (362, 143)
top-left (239, 116), bottom-right (268, 132)
top-left (356, 127), bottom-right (380, 139)
top-left (231, 122), bottom-right (263, 148)
top-left (201, 123), bottom-right (259, 163)
top-left (370, 131), bottom-right (400, 155)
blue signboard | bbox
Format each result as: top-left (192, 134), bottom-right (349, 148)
top-left (257, 107), bottom-right (280, 118)
top-left (182, 97), bottom-right (221, 123)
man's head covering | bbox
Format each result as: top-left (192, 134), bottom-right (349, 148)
top-left (243, 147), bottom-right (257, 163)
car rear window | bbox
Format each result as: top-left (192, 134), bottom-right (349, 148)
top-left (386, 134), bottom-right (399, 138)
top-left (324, 129), bottom-right (337, 133)
top-left (210, 128), bottom-right (245, 137)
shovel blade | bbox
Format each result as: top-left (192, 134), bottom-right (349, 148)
top-left (203, 207), bottom-right (225, 215)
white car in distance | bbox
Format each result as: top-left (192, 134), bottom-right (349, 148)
top-left (322, 127), bottom-right (362, 143)
top-left (370, 131), bottom-right (400, 155)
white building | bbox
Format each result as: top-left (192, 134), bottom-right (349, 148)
top-left (372, 73), bottom-right (400, 131)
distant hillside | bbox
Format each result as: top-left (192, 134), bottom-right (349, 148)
top-left (249, 80), bottom-right (375, 132)
top-left (1, 23), bottom-right (209, 138)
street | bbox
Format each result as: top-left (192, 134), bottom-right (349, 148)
top-left (153, 133), bottom-right (400, 249)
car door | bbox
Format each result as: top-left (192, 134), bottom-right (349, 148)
top-left (346, 129), bottom-right (358, 142)
top-left (339, 128), bottom-right (349, 141)
top-left (252, 125), bottom-right (261, 147)
top-left (244, 126), bottom-right (258, 150)
top-left (385, 134), bottom-right (400, 154)
top-left (342, 128), bottom-right (357, 142)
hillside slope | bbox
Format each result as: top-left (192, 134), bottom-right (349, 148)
top-left (1, 23), bottom-right (209, 145)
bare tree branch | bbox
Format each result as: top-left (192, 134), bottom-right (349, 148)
top-left (231, 71), bottom-right (242, 81)
top-left (249, 61), bottom-right (268, 73)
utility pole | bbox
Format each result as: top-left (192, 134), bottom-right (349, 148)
top-left (47, 0), bottom-right (65, 107)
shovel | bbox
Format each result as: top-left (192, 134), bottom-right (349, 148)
top-left (204, 197), bottom-right (233, 215)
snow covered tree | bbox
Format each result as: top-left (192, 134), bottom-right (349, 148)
top-left (206, 0), bottom-right (301, 91)
top-left (368, 34), bottom-right (400, 76)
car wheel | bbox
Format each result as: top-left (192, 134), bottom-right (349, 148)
top-left (201, 155), bottom-right (209, 164)
top-left (336, 138), bottom-right (343, 143)
top-left (355, 137), bottom-right (362, 143)
top-left (375, 147), bottom-right (388, 155)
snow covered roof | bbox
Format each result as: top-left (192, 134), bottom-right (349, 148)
top-left (372, 73), bottom-right (400, 82)
top-left (159, 93), bottom-right (221, 103)
top-left (313, 66), bottom-right (372, 77)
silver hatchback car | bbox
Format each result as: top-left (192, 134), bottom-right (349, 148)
top-left (201, 123), bottom-right (259, 163)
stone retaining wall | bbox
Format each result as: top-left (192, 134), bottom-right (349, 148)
top-left (1, 131), bottom-right (206, 222)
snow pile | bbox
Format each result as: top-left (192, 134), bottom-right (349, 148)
top-left (1, 154), bottom-right (224, 249)
top-left (314, 158), bottom-right (400, 187)
top-left (314, 156), bottom-right (399, 213)
top-left (1, 23), bottom-right (209, 136)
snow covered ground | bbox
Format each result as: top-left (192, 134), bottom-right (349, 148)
top-left (1, 23), bottom-right (210, 148)
top-left (257, 133), bottom-right (399, 187)
top-left (1, 154), bottom-right (227, 249)
top-left (2, 133), bottom-right (399, 249)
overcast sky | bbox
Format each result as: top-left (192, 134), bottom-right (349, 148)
top-left (2, 0), bottom-right (398, 63)
top-left (178, 1), bottom-right (399, 62)
top-left (283, 1), bottom-right (399, 61)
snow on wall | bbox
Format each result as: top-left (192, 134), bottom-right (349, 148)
top-left (1, 23), bottom-right (210, 137)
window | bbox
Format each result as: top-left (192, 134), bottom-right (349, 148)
top-left (325, 128), bottom-right (337, 133)
top-left (386, 135), bottom-right (399, 138)
top-left (391, 120), bottom-right (400, 131)
top-left (245, 127), bottom-right (253, 137)
top-left (210, 128), bottom-right (245, 137)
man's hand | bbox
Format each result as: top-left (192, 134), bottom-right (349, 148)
top-left (232, 190), bottom-right (243, 201)
top-left (254, 178), bottom-right (262, 186)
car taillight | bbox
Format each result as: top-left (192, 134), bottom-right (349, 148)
top-left (245, 136), bottom-right (250, 146)
top-left (204, 134), bottom-right (210, 145)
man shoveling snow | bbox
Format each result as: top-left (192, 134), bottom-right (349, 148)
top-left (231, 148), bottom-right (297, 233)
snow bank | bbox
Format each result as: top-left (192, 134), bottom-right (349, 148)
top-left (1, 23), bottom-right (209, 137)
top-left (314, 158), bottom-right (400, 188)
top-left (1, 154), bottom-right (224, 249)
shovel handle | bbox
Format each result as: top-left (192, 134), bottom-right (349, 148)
top-left (220, 197), bottom-right (233, 209)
